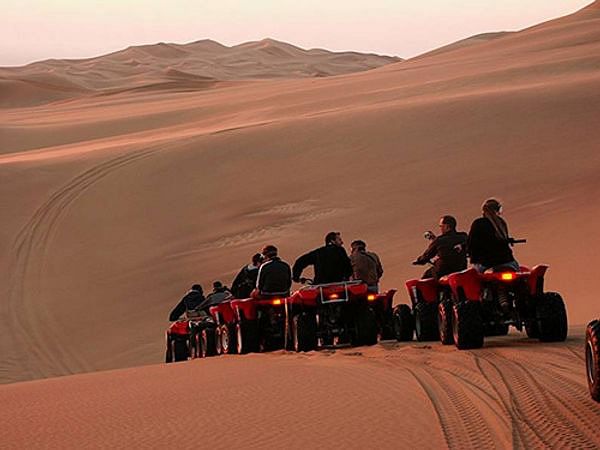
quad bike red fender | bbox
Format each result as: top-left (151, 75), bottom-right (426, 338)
top-left (528, 264), bottom-right (549, 296)
top-left (290, 282), bottom-right (369, 308)
top-left (232, 297), bottom-right (288, 321)
top-left (210, 301), bottom-right (236, 325)
top-left (168, 320), bottom-right (190, 336)
top-left (448, 268), bottom-right (482, 302)
top-left (371, 289), bottom-right (396, 309)
top-left (405, 278), bottom-right (438, 306)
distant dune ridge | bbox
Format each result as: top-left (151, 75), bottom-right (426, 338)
top-left (0, 38), bottom-right (400, 107)
top-left (2, 2), bottom-right (600, 447)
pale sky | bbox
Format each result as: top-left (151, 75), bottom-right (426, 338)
top-left (0, 0), bottom-right (592, 66)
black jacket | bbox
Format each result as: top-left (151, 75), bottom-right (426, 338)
top-left (416, 230), bottom-right (468, 278)
top-left (257, 257), bottom-right (292, 295)
top-left (292, 244), bottom-right (353, 285)
top-left (231, 265), bottom-right (259, 298)
top-left (467, 217), bottom-right (514, 267)
top-left (169, 289), bottom-right (205, 321)
top-left (200, 287), bottom-right (233, 309)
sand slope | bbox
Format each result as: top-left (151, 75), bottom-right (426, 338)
top-left (1, 328), bottom-right (598, 448)
top-left (1, 2), bottom-right (600, 388)
top-left (0, 38), bottom-right (399, 108)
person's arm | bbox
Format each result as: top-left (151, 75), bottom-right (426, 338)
top-left (292, 250), bottom-right (316, 282)
top-left (231, 267), bottom-right (245, 293)
top-left (256, 264), bottom-right (266, 291)
top-left (376, 254), bottom-right (384, 279)
top-left (416, 240), bottom-right (438, 264)
top-left (168, 298), bottom-right (186, 321)
top-left (341, 248), bottom-right (353, 280)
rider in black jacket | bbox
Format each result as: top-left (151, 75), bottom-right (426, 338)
top-left (292, 232), bottom-right (353, 284)
top-left (467, 198), bottom-right (519, 272)
top-left (231, 253), bottom-right (263, 298)
top-left (169, 284), bottom-right (205, 321)
top-left (414, 216), bottom-right (468, 279)
top-left (254, 245), bottom-right (292, 298)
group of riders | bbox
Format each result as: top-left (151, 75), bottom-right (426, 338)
top-left (169, 197), bottom-right (518, 321)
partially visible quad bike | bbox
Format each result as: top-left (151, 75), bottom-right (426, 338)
top-left (287, 280), bottom-right (380, 352)
top-left (586, 319), bottom-right (600, 402)
top-left (210, 300), bottom-right (238, 355)
top-left (165, 320), bottom-right (190, 363)
top-left (369, 289), bottom-right (397, 340)
top-left (445, 262), bottom-right (568, 350)
top-left (229, 295), bottom-right (289, 354)
top-left (188, 314), bottom-right (219, 358)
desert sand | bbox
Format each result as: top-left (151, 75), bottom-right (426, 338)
top-left (1, 1), bottom-right (600, 447)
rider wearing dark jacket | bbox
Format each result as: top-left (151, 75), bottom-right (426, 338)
top-left (414, 216), bottom-right (468, 279)
top-left (169, 284), bottom-right (205, 321)
top-left (200, 281), bottom-right (233, 309)
top-left (292, 232), bottom-right (353, 285)
top-left (231, 253), bottom-right (263, 298)
top-left (467, 199), bottom-right (518, 271)
top-left (255, 245), bottom-right (292, 297)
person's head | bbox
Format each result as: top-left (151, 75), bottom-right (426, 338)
top-left (262, 244), bottom-right (278, 260)
top-left (251, 253), bottom-right (263, 266)
top-left (482, 198), bottom-right (502, 216)
top-left (213, 281), bottom-right (223, 291)
top-left (350, 239), bottom-right (367, 253)
top-left (325, 231), bottom-right (343, 247)
top-left (191, 284), bottom-right (203, 293)
top-left (439, 215), bottom-right (457, 234)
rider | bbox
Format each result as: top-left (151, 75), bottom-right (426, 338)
top-left (231, 253), bottom-right (263, 298)
top-left (169, 284), bottom-right (205, 321)
top-left (467, 198), bottom-right (519, 273)
top-left (292, 231), bottom-right (353, 285)
top-left (252, 245), bottom-right (292, 298)
top-left (200, 281), bottom-right (233, 309)
top-left (413, 215), bottom-right (468, 279)
top-left (350, 239), bottom-right (383, 292)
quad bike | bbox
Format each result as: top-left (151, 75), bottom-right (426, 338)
top-left (393, 231), bottom-right (452, 343)
top-left (586, 320), bottom-right (600, 402)
top-left (226, 294), bottom-right (290, 354)
top-left (209, 300), bottom-right (238, 355)
top-left (165, 320), bottom-right (190, 363)
top-left (286, 279), bottom-right (381, 352)
top-left (187, 314), bottom-right (219, 358)
top-left (443, 240), bottom-right (567, 349)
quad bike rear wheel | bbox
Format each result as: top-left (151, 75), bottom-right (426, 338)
top-left (292, 313), bottom-right (318, 352)
top-left (236, 319), bottom-right (259, 354)
top-left (214, 326), bottom-right (222, 355)
top-left (536, 292), bottom-right (568, 342)
top-left (586, 320), bottom-right (600, 402)
top-left (354, 306), bottom-right (379, 346)
top-left (189, 331), bottom-right (203, 359)
top-left (452, 301), bottom-right (484, 350)
top-left (220, 324), bottom-right (236, 354)
top-left (525, 321), bottom-right (540, 339)
top-left (166, 337), bottom-right (189, 363)
top-left (438, 301), bottom-right (454, 345)
top-left (201, 328), bottom-right (217, 357)
top-left (393, 304), bottom-right (414, 341)
top-left (415, 301), bottom-right (439, 342)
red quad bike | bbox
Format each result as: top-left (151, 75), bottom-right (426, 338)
top-left (165, 320), bottom-right (190, 363)
top-left (585, 319), bottom-right (600, 402)
top-left (443, 248), bottom-right (567, 350)
top-left (393, 231), bottom-right (453, 343)
top-left (187, 313), bottom-right (219, 359)
top-left (286, 279), bottom-right (381, 352)
top-left (226, 295), bottom-right (289, 354)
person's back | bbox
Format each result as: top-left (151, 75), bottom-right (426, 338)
top-left (256, 245), bottom-right (292, 297)
top-left (169, 284), bottom-right (205, 321)
top-left (350, 240), bottom-right (384, 291)
top-left (231, 253), bottom-right (262, 298)
top-left (292, 232), bottom-right (352, 285)
top-left (202, 281), bottom-right (234, 308)
top-left (414, 216), bottom-right (468, 279)
top-left (468, 199), bottom-right (517, 271)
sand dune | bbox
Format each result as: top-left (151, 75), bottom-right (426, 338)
top-left (1, 328), bottom-right (598, 448)
top-left (0, 38), bottom-right (399, 108)
top-left (1, 0), bottom-right (600, 400)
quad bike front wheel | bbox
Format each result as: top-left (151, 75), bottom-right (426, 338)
top-left (393, 304), bottom-right (414, 341)
top-left (536, 292), bottom-right (568, 342)
top-left (236, 319), bottom-right (259, 354)
top-left (452, 301), bottom-right (484, 350)
top-left (586, 320), bottom-right (600, 402)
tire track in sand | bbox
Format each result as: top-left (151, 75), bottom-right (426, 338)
top-left (4, 149), bottom-right (156, 383)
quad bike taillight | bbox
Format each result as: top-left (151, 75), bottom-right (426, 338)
top-left (271, 299), bottom-right (282, 306)
top-left (367, 294), bottom-right (377, 301)
top-left (500, 272), bottom-right (516, 281)
top-left (329, 293), bottom-right (340, 300)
